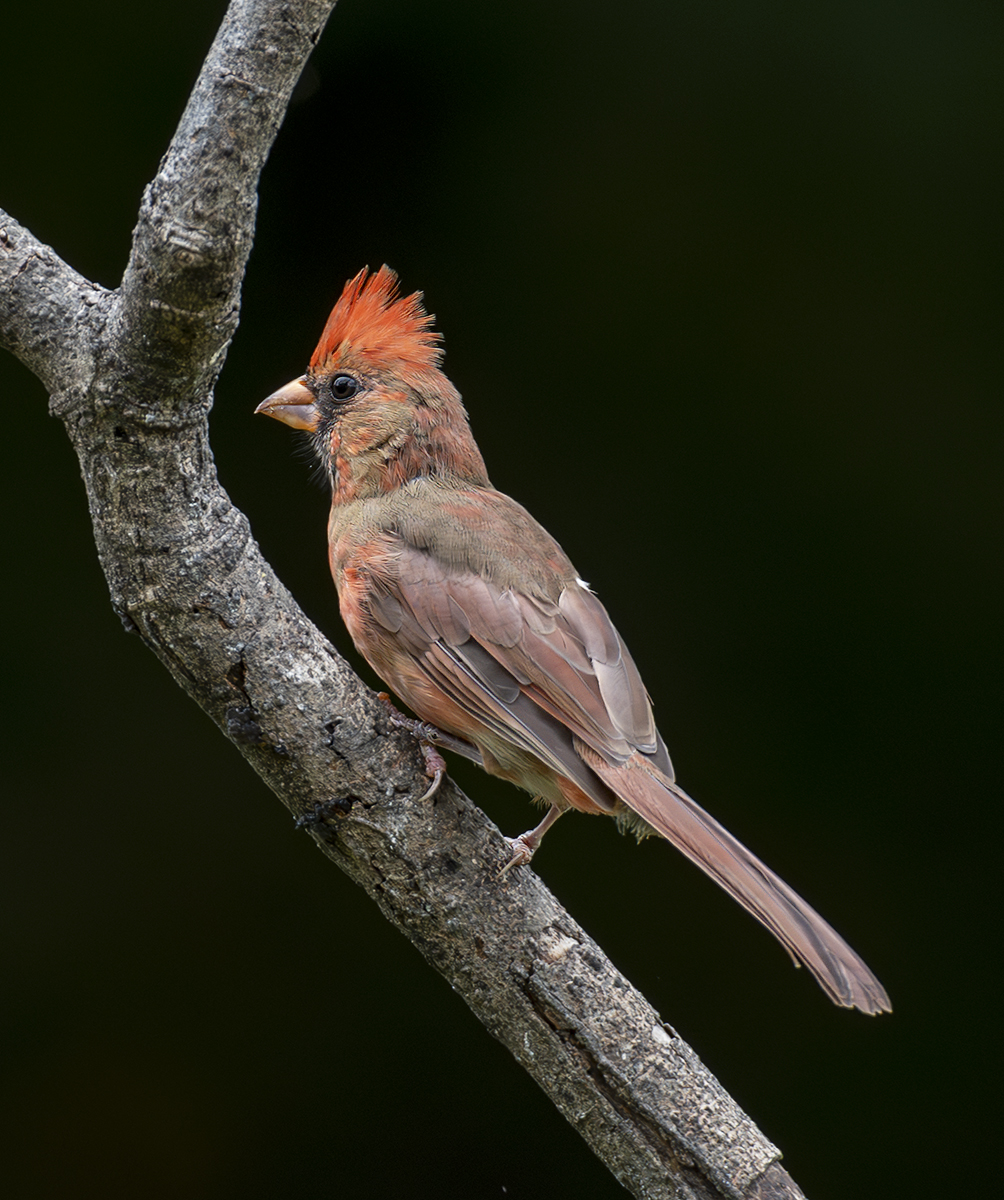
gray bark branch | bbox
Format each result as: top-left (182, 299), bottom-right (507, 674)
top-left (0, 2), bottom-right (807, 1197)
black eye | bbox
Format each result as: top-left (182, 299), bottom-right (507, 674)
top-left (330, 374), bottom-right (360, 402)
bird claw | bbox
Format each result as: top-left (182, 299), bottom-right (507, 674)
top-left (497, 803), bottom-right (564, 879)
top-left (378, 692), bottom-right (439, 742)
top-left (417, 742), bottom-right (447, 802)
top-left (377, 692), bottom-right (483, 765)
top-left (378, 693), bottom-right (448, 801)
top-left (498, 834), bottom-right (536, 878)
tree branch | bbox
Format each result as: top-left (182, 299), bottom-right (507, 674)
top-left (0, 214), bottom-right (100, 395)
top-left (0, 2), bottom-right (807, 1196)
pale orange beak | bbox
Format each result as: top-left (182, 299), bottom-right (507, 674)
top-left (255, 376), bottom-right (319, 431)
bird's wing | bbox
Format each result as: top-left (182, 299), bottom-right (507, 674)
top-left (364, 539), bottom-right (890, 1014)
top-left (365, 539), bottom-right (673, 775)
top-left (362, 543), bottom-right (633, 809)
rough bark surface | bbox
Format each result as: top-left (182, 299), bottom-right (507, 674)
top-left (0, 2), bottom-right (808, 1197)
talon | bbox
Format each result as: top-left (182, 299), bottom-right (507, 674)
top-left (498, 834), bottom-right (536, 878)
top-left (379, 693), bottom-right (451, 799)
top-left (418, 742), bottom-right (447, 801)
top-left (496, 803), bottom-right (564, 880)
top-left (378, 692), bottom-right (483, 765)
top-left (417, 768), bottom-right (444, 803)
top-left (379, 692), bottom-right (435, 740)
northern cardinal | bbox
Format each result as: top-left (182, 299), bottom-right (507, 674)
top-left (256, 266), bottom-right (891, 1014)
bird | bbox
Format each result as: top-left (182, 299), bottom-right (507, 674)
top-left (255, 265), bottom-right (891, 1015)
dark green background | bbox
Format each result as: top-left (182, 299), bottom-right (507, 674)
top-left (2, 1), bottom-right (998, 1196)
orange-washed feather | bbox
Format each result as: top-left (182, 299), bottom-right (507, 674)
top-left (258, 267), bottom-right (892, 1014)
top-left (310, 265), bottom-right (443, 375)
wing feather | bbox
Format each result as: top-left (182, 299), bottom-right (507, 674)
top-left (391, 544), bottom-right (673, 775)
top-left (346, 529), bottom-right (889, 1013)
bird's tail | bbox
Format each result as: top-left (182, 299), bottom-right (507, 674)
top-left (581, 744), bottom-right (891, 1013)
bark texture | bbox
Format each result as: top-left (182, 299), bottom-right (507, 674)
top-left (0, 2), bottom-right (808, 1197)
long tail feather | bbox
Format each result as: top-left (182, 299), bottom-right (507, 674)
top-left (583, 747), bottom-right (891, 1013)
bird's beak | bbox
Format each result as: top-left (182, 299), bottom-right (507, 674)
top-left (255, 376), bottom-right (319, 431)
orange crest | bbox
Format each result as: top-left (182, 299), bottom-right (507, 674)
top-left (309, 265), bottom-right (443, 376)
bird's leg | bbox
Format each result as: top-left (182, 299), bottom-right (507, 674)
top-left (499, 804), bottom-right (564, 878)
top-left (377, 692), bottom-right (482, 801)
top-left (377, 692), bottom-right (482, 761)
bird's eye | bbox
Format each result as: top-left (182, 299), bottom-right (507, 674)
top-left (330, 374), bottom-right (360, 402)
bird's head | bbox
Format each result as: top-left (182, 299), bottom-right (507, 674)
top-left (256, 266), bottom-right (489, 502)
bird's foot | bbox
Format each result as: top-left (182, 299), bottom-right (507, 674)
top-left (417, 741), bottom-right (447, 802)
top-left (377, 693), bottom-right (484, 767)
top-left (498, 833), bottom-right (537, 878)
top-left (378, 693), bottom-right (448, 801)
top-left (497, 803), bottom-right (564, 878)
top-left (378, 692), bottom-right (441, 744)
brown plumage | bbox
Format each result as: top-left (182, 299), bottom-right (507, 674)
top-left (256, 266), bottom-right (891, 1014)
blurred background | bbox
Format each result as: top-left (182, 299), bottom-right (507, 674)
top-left (1, 1), bottom-right (999, 1196)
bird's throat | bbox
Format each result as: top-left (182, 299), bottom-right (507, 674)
top-left (328, 402), bottom-right (489, 505)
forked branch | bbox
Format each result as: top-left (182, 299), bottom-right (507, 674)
top-left (0, 2), bottom-right (806, 1196)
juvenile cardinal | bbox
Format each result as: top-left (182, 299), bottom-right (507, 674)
top-left (256, 266), bottom-right (890, 1014)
